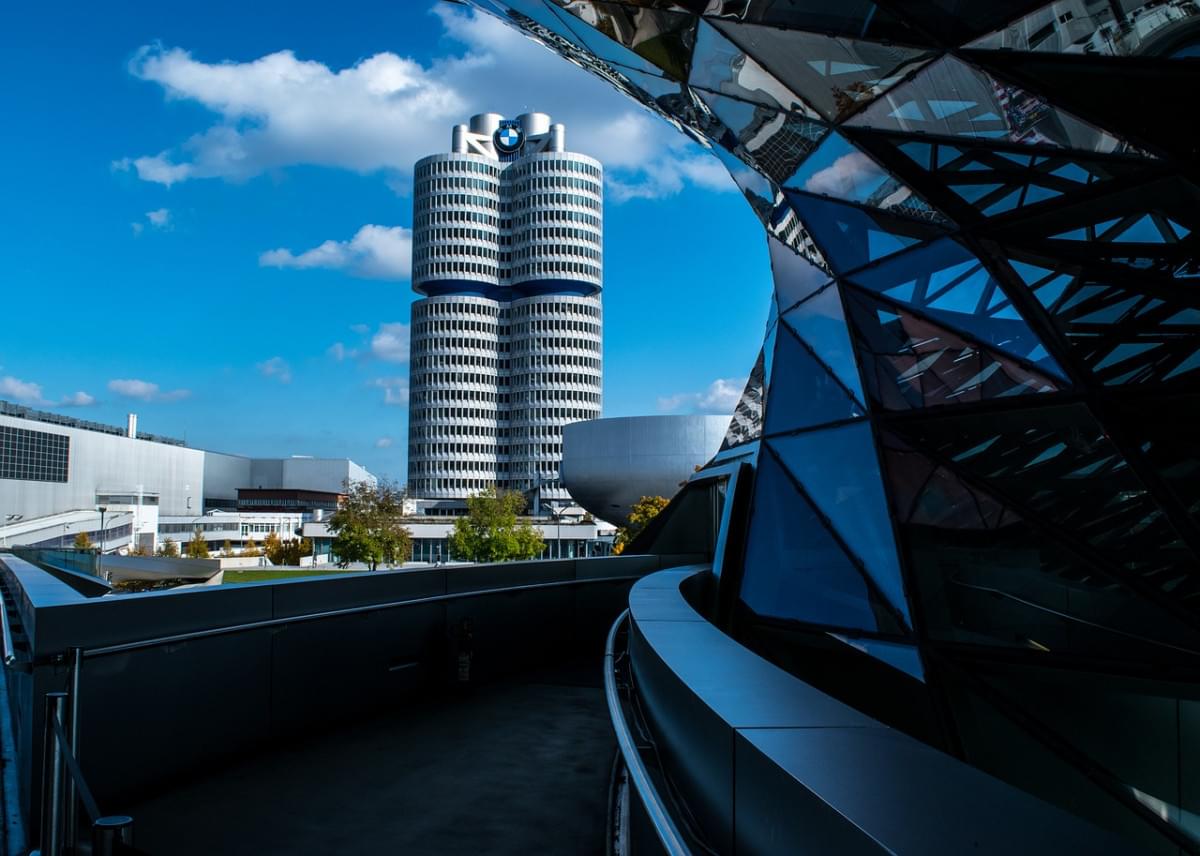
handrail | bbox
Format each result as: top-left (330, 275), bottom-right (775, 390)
top-left (604, 609), bottom-right (692, 856)
top-left (0, 578), bottom-right (19, 667)
top-left (85, 573), bottom-right (640, 658)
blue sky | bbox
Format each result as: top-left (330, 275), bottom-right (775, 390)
top-left (0, 2), bottom-right (770, 480)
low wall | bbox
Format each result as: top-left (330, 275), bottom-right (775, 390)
top-left (0, 552), bottom-right (703, 834)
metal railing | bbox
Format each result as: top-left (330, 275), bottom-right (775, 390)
top-left (0, 579), bottom-right (19, 668)
top-left (604, 610), bottom-right (692, 856)
top-left (34, 687), bottom-right (133, 856)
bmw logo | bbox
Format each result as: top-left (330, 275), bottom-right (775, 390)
top-left (494, 125), bottom-right (524, 154)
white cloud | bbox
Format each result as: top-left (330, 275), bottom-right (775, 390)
top-left (370, 377), bottom-right (408, 406)
top-left (259, 225), bottom-right (411, 280)
top-left (146, 208), bottom-right (171, 228)
top-left (327, 342), bottom-right (356, 362)
top-left (370, 323), bottom-right (410, 363)
top-left (375, 436), bottom-right (394, 448)
top-left (658, 377), bottom-right (745, 415)
top-left (116, 7), bottom-right (730, 201)
top-left (0, 376), bottom-right (47, 405)
top-left (257, 356), bottom-right (292, 383)
top-left (59, 391), bottom-right (97, 407)
top-left (803, 151), bottom-right (887, 199)
top-left (130, 222), bottom-right (144, 236)
top-left (107, 378), bottom-right (191, 402)
top-left (349, 323), bottom-right (370, 335)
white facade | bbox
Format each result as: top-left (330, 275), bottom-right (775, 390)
top-left (408, 113), bottom-right (604, 502)
top-left (0, 401), bottom-right (375, 550)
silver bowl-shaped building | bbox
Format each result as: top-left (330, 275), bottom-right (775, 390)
top-left (561, 415), bottom-right (728, 523)
top-left (463, 2), bottom-right (1200, 854)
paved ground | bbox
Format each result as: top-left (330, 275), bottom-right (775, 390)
top-left (129, 660), bottom-right (614, 855)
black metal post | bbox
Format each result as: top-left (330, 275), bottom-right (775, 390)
top-left (41, 692), bottom-right (68, 856)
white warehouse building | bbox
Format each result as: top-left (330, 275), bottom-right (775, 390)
top-left (0, 400), bottom-right (374, 552)
top-left (407, 112), bottom-right (604, 505)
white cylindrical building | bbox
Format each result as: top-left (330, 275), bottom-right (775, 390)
top-left (408, 114), bottom-right (603, 505)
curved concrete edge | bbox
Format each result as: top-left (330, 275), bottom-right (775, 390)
top-left (626, 568), bottom-right (1136, 856)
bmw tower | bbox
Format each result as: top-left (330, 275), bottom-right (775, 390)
top-left (407, 113), bottom-right (604, 506)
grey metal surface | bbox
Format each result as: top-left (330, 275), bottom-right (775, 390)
top-left (562, 416), bottom-right (729, 524)
top-left (626, 567), bottom-right (1139, 855)
top-left (604, 610), bottom-right (691, 856)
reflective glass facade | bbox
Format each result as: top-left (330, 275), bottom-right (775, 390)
top-left (463, 2), bottom-right (1200, 851)
top-left (0, 425), bottom-right (69, 483)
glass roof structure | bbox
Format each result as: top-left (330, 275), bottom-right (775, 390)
top-left (461, 1), bottom-right (1200, 850)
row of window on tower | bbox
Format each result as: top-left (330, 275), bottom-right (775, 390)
top-left (508, 157), bottom-right (600, 180)
top-left (414, 210), bottom-right (501, 229)
top-left (413, 334), bottom-right (512, 353)
top-left (411, 353), bottom-right (510, 371)
top-left (417, 175), bottom-right (497, 194)
top-left (514, 192), bottom-right (600, 212)
top-left (415, 158), bottom-right (500, 179)
top-left (511, 336), bottom-right (602, 353)
top-left (515, 175), bottom-right (600, 196)
top-left (412, 301), bottom-right (502, 319)
top-left (413, 405), bottom-right (598, 424)
top-left (511, 260), bottom-right (601, 280)
top-left (410, 423), bottom-right (510, 440)
top-left (518, 209), bottom-right (600, 229)
top-left (512, 244), bottom-right (601, 263)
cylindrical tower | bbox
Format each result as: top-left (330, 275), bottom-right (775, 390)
top-left (407, 113), bottom-right (603, 507)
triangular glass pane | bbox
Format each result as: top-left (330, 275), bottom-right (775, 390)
top-left (769, 234), bottom-right (832, 312)
top-left (709, 20), bottom-right (932, 122)
top-left (770, 423), bottom-right (910, 626)
top-left (547, 2), bottom-right (698, 82)
top-left (722, 348), bottom-right (767, 449)
top-left (783, 190), bottom-right (948, 275)
top-left (846, 55), bottom-right (1130, 154)
top-left (782, 130), bottom-right (946, 222)
top-left (764, 323), bottom-right (865, 436)
top-left (695, 89), bottom-right (826, 185)
top-left (846, 238), bottom-right (1066, 376)
top-left (880, 431), bottom-right (1200, 657)
top-left (1113, 213), bottom-right (1166, 244)
top-left (740, 448), bottom-right (900, 633)
top-left (828, 635), bottom-right (925, 682)
top-left (690, 20), bottom-right (822, 118)
top-left (782, 285), bottom-right (866, 403)
top-left (842, 285), bottom-right (1063, 410)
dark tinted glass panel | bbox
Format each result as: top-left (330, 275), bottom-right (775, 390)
top-left (764, 323), bottom-right (864, 436)
top-left (893, 404), bottom-right (1200, 612)
top-left (784, 190), bottom-right (948, 274)
top-left (740, 446), bottom-right (899, 632)
top-left (883, 433), bottom-right (1200, 658)
top-left (846, 238), bottom-right (1065, 376)
top-left (847, 55), bottom-right (1127, 153)
top-left (769, 423), bottom-right (909, 626)
top-left (709, 19), bottom-right (931, 122)
top-left (0, 425), bottom-right (70, 483)
top-left (780, 284), bottom-right (866, 403)
top-left (769, 233), bottom-right (831, 312)
top-left (842, 284), bottom-right (1062, 409)
top-left (722, 347), bottom-right (767, 449)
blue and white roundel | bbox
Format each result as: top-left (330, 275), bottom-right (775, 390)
top-left (494, 125), bottom-right (524, 153)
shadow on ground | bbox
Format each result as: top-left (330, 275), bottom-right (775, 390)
top-left (128, 659), bottom-right (613, 855)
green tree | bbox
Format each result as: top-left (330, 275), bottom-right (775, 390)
top-left (263, 531), bottom-right (283, 563)
top-left (327, 480), bottom-right (412, 571)
top-left (220, 540), bottom-right (235, 558)
top-left (185, 528), bottom-right (210, 558)
top-left (448, 486), bottom-right (544, 563)
top-left (242, 537), bottom-right (260, 557)
top-left (265, 534), bottom-right (314, 566)
top-left (156, 538), bottom-right (179, 558)
top-left (613, 495), bottom-right (670, 555)
top-left (72, 531), bottom-right (93, 550)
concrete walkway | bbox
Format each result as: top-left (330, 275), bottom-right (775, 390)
top-left (129, 661), bottom-right (614, 855)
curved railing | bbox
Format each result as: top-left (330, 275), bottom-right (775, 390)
top-left (604, 608), bottom-right (691, 856)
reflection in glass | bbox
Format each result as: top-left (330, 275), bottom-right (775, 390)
top-left (770, 423), bottom-right (910, 626)
top-left (843, 286), bottom-right (1062, 409)
top-left (708, 19), bottom-right (932, 121)
top-left (781, 284), bottom-right (866, 402)
top-left (848, 55), bottom-right (1129, 153)
top-left (846, 238), bottom-right (1064, 375)
top-left (763, 323), bottom-right (864, 436)
top-left (741, 447), bottom-right (902, 633)
top-left (969, 0), bottom-right (1200, 58)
